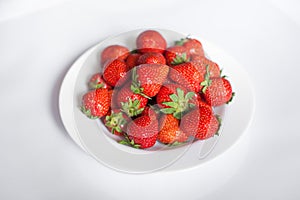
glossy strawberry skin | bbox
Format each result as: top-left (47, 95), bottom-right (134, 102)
top-left (101, 45), bottom-right (130, 65)
top-left (137, 52), bottom-right (166, 65)
top-left (136, 64), bottom-right (169, 97)
top-left (202, 77), bottom-right (233, 107)
top-left (158, 114), bottom-right (188, 144)
top-left (103, 59), bottom-right (128, 87)
top-left (181, 106), bottom-right (219, 140)
top-left (81, 88), bottom-right (110, 118)
top-left (136, 30), bottom-right (167, 53)
top-left (164, 45), bottom-right (189, 66)
top-left (191, 57), bottom-right (221, 78)
top-left (169, 62), bottom-right (202, 93)
top-left (182, 38), bottom-right (205, 57)
top-left (126, 53), bottom-right (141, 70)
top-left (126, 115), bottom-right (159, 149)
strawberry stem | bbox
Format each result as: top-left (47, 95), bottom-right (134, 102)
top-left (160, 88), bottom-right (195, 119)
top-left (121, 99), bottom-right (144, 117)
top-left (200, 65), bottom-right (212, 93)
top-left (119, 134), bottom-right (141, 148)
top-left (130, 67), bottom-right (151, 99)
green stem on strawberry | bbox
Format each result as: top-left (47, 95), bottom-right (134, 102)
top-left (118, 134), bottom-right (141, 149)
top-left (105, 111), bottom-right (127, 134)
top-left (200, 65), bottom-right (212, 93)
top-left (130, 67), bottom-right (151, 99)
top-left (171, 53), bottom-right (189, 65)
top-left (121, 99), bottom-right (144, 117)
top-left (80, 106), bottom-right (99, 119)
top-left (160, 88), bottom-right (195, 119)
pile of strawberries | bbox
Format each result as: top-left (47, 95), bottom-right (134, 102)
top-left (80, 30), bottom-right (234, 149)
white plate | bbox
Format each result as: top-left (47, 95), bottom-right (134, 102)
top-left (59, 29), bottom-right (255, 173)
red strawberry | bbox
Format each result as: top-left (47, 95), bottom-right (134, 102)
top-left (101, 45), bottom-right (129, 66)
top-left (191, 57), bottom-right (221, 78)
top-left (169, 62), bottom-right (202, 93)
top-left (137, 52), bottom-right (166, 65)
top-left (156, 84), bottom-right (188, 108)
top-left (157, 85), bottom-right (196, 119)
top-left (176, 38), bottom-right (205, 56)
top-left (164, 45), bottom-right (189, 66)
top-left (136, 30), bottom-right (167, 53)
top-left (201, 76), bottom-right (234, 107)
top-left (113, 83), bottom-right (148, 117)
top-left (181, 106), bottom-right (221, 140)
top-left (126, 52), bottom-right (141, 70)
top-left (132, 64), bottom-right (169, 97)
top-left (103, 109), bottom-right (129, 136)
top-left (121, 115), bottom-right (159, 149)
top-left (141, 105), bottom-right (158, 118)
top-left (88, 73), bottom-right (112, 90)
top-left (103, 59), bottom-right (128, 87)
top-left (80, 88), bottom-right (110, 119)
top-left (158, 114), bottom-right (188, 144)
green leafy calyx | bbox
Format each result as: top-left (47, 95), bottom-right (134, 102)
top-left (160, 88), bottom-right (195, 119)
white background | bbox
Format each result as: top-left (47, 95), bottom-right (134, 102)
top-left (0, 0), bottom-right (299, 199)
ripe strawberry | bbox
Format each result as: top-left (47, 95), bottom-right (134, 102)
top-left (164, 45), bottom-right (189, 66)
top-left (103, 59), bottom-right (128, 87)
top-left (80, 88), bottom-right (110, 119)
top-left (112, 83), bottom-right (148, 117)
top-left (126, 52), bottom-right (141, 70)
top-left (137, 52), bottom-right (166, 65)
top-left (181, 106), bottom-right (221, 140)
top-left (156, 84), bottom-right (188, 108)
top-left (176, 38), bottom-right (205, 56)
top-left (191, 56), bottom-right (221, 78)
top-left (101, 45), bottom-right (129, 65)
top-left (169, 62), bottom-right (202, 93)
top-left (158, 114), bottom-right (188, 144)
top-left (201, 76), bottom-right (234, 107)
top-left (132, 64), bottom-right (169, 97)
top-left (136, 30), bottom-right (167, 53)
top-left (88, 73), bottom-right (112, 90)
top-left (157, 85), bottom-right (196, 119)
top-left (121, 115), bottom-right (159, 149)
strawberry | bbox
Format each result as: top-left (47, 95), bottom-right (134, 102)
top-left (88, 73), bottom-right (112, 90)
top-left (191, 56), bottom-right (221, 78)
top-left (80, 88), bottom-right (110, 119)
top-left (158, 114), bottom-right (188, 144)
top-left (157, 85), bottom-right (196, 119)
top-left (164, 45), bottom-right (189, 66)
top-left (169, 62), bottom-right (202, 93)
top-left (176, 38), bottom-right (205, 57)
top-left (181, 106), bottom-right (221, 140)
top-left (112, 83), bottom-right (148, 117)
top-left (126, 52), bottom-right (141, 70)
top-left (137, 52), bottom-right (166, 65)
top-left (156, 84), bottom-right (188, 108)
top-left (101, 45), bottom-right (129, 66)
top-left (121, 115), bottom-right (159, 149)
top-left (201, 76), bottom-right (234, 107)
top-left (103, 59), bottom-right (128, 87)
top-left (132, 64), bottom-right (169, 97)
top-left (103, 109), bottom-right (129, 136)
top-left (136, 30), bottom-right (167, 53)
